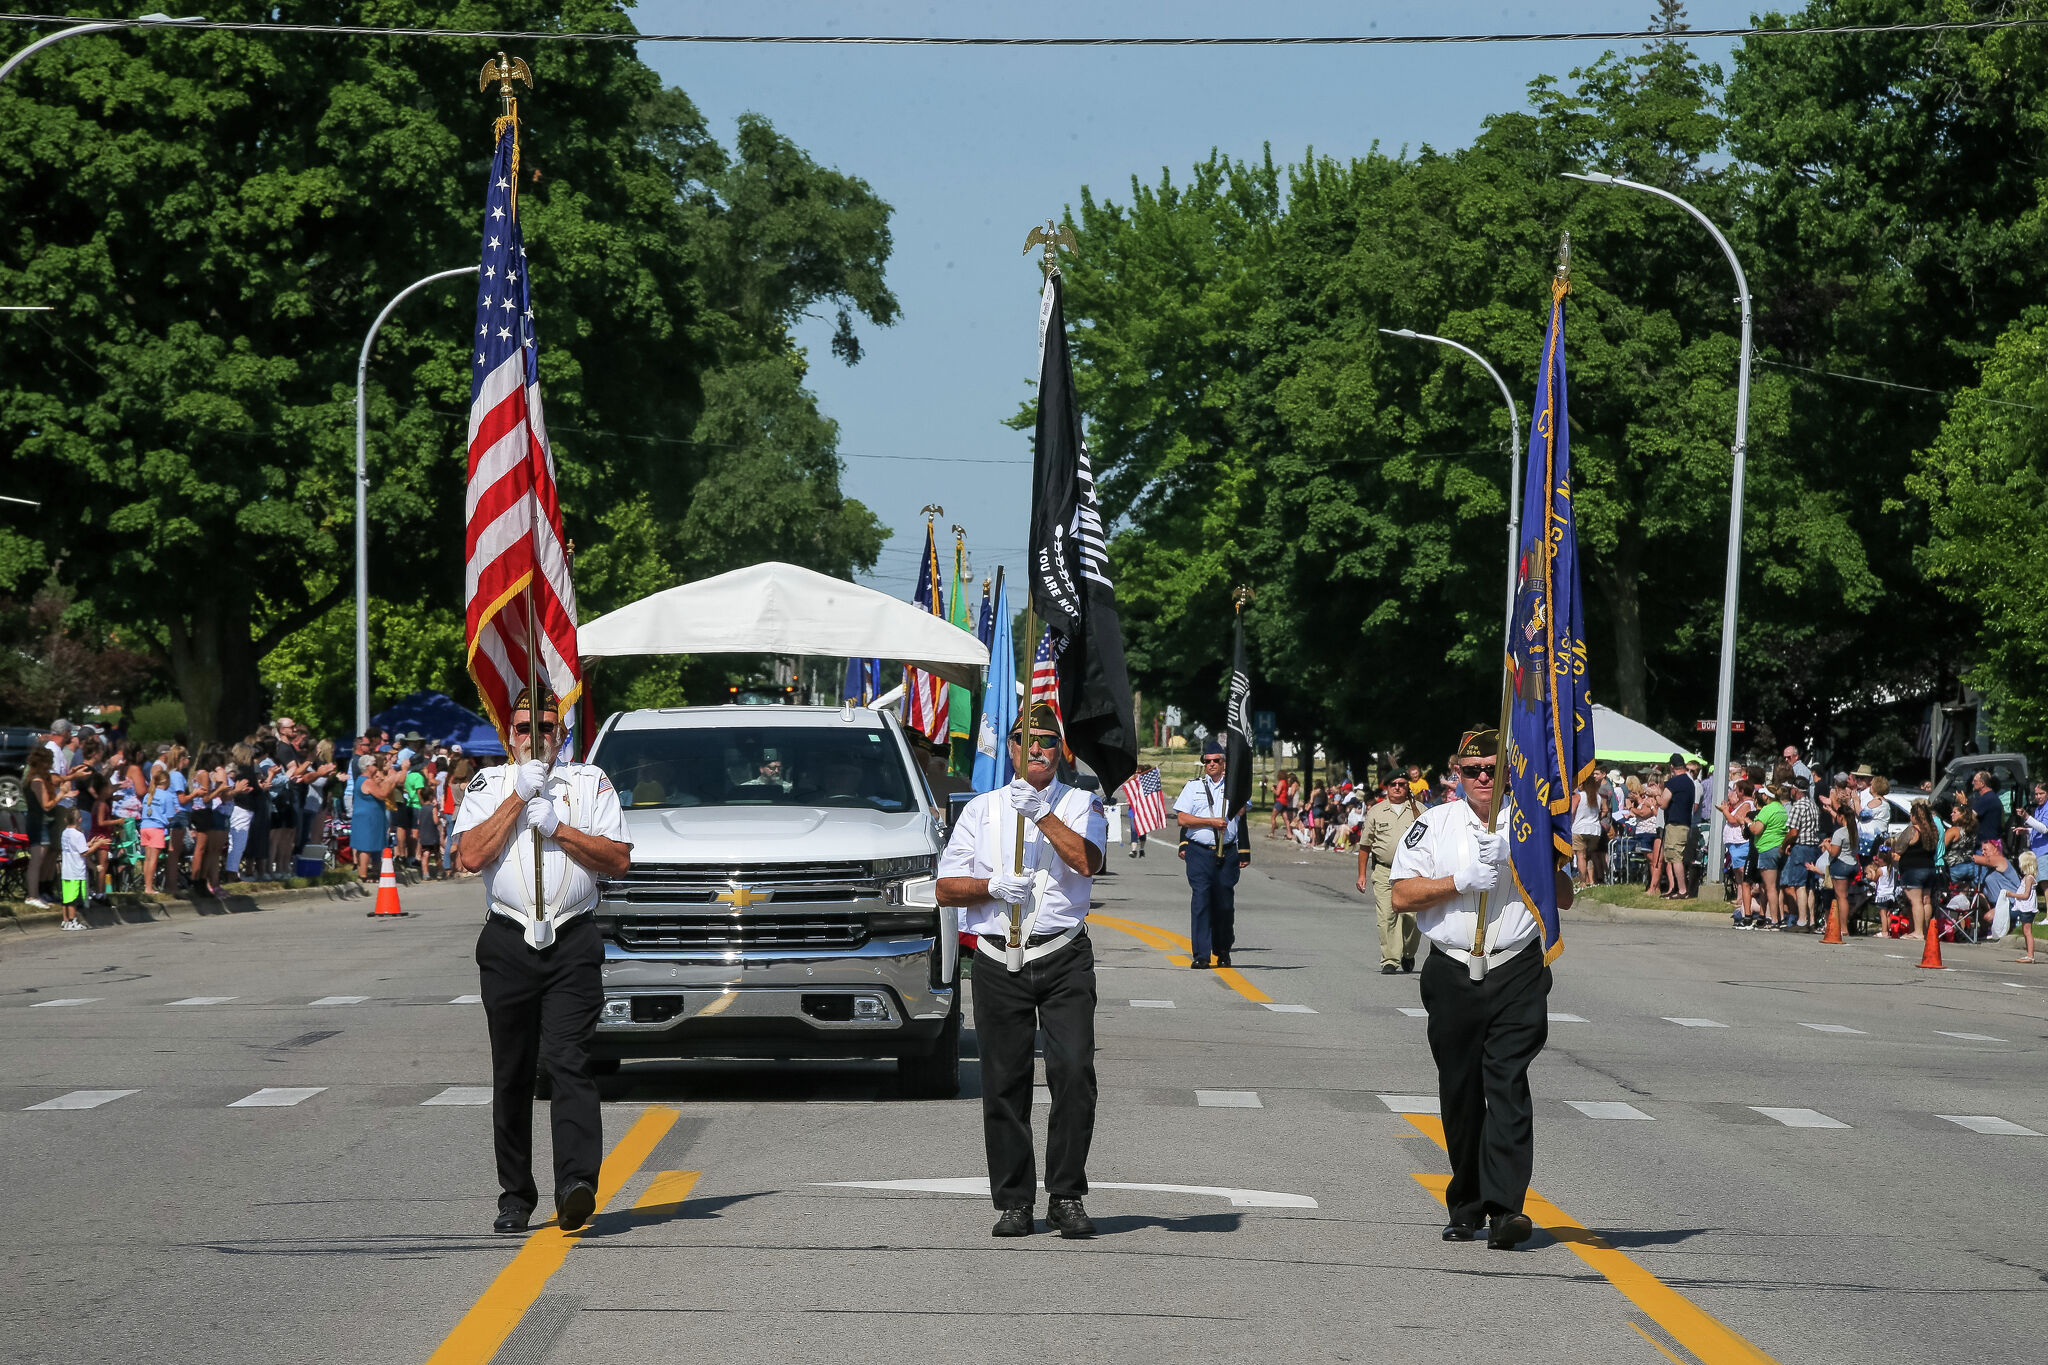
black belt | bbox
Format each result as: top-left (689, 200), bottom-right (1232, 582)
top-left (981, 928), bottom-right (1087, 950)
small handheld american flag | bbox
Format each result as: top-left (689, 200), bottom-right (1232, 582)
top-left (1030, 628), bottom-right (1064, 725)
top-left (1119, 767), bottom-right (1167, 842)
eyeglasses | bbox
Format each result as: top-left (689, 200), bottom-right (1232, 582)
top-left (1009, 733), bottom-right (1060, 752)
top-left (511, 721), bottom-right (557, 737)
top-left (1202, 756), bottom-right (1225, 765)
top-left (1457, 764), bottom-right (1495, 782)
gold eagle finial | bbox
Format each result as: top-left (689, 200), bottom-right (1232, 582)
top-left (480, 51), bottom-right (533, 114)
top-left (1022, 219), bottom-right (1077, 274)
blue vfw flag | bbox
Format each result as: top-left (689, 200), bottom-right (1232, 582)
top-left (971, 575), bottom-right (1017, 793)
top-left (1504, 250), bottom-right (1594, 964)
top-left (841, 657), bottom-right (882, 705)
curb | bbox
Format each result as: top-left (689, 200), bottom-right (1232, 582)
top-left (1, 877), bottom-right (372, 941)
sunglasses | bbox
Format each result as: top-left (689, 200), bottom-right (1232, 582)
top-left (511, 721), bottom-right (557, 737)
top-left (1457, 764), bottom-right (1495, 781)
top-left (1009, 733), bottom-right (1060, 751)
top-left (1202, 756), bottom-right (1225, 764)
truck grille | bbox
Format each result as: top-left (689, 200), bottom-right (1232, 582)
top-left (602, 861), bottom-right (881, 906)
top-left (613, 914), bottom-right (866, 952)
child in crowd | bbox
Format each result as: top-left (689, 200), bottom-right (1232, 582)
top-left (52, 808), bottom-right (106, 932)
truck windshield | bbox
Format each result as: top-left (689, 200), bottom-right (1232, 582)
top-left (594, 725), bottom-right (916, 813)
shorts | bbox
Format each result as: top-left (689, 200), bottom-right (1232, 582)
top-left (1828, 858), bottom-right (1857, 881)
top-left (1900, 864), bottom-right (1940, 890)
top-left (1724, 840), bottom-right (1750, 870)
top-left (61, 878), bottom-right (85, 906)
top-left (140, 827), bottom-right (166, 850)
top-left (1781, 844), bottom-right (1820, 886)
top-left (1661, 824), bottom-right (1690, 862)
top-left (1757, 845), bottom-right (1786, 873)
top-left (1573, 832), bottom-right (1605, 855)
top-left (189, 809), bottom-right (216, 833)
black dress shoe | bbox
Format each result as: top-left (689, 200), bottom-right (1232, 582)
top-left (1047, 1197), bottom-right (1096, 1239)
top-left (1215, 954), bottom-right (1232, 968)
top-left (1487, 1211), bottom-right (1534, 1250)
top-left (556, 1180), bottom-right (597, 1232)
top-left (493, 1206), bottom-right (531, 1235)
top-left (1189, 958), bottom-right (1211, 969)
top-left (1381, 963), bottom-right (1399, 975)
top-left (1401, 958), bottom-right (1415, 973)
top-left (1442, 1219), bottom-right (1477, 1242)
top-left (992, 1206), bottom-right (1034, 1237)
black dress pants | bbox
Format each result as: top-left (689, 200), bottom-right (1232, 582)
top-left (1185, 846), bottom-right (1239, 963)
top-left (1419, 941), bottom-right (1550, 1225)
top-left (972, 932), bottom-right (1097, 1209)
top-left (476, 914), bottom-right (604, 1214)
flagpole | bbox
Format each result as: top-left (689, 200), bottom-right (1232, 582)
top-left (1468, 235), bottom-right (1569, 981)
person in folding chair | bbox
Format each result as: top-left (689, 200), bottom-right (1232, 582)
top-left (936, 702), bottom-right (1107, 1240)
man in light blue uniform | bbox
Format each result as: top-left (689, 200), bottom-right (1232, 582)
top-left (1175, 735), bottom-right (1249, 969)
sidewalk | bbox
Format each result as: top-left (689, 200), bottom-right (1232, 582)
top-left (1, 872), bottom-right (372, 941)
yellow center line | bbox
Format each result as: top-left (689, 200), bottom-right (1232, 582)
top-left (1086, 911), bottom-right (1273, 1003)
top-left (632, 1169), bottom-right (701, 1215)
top-left (1403, 1116), bottom-right (1778, 1365)
top-left (425, 1105), bottom-right (681, 1365)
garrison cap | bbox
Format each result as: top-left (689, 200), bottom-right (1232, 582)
top-left (1010, 702), bottom-right (1062, 738)
top-left (1201, 735), bottom-right (1226, 758)
top-left (510, 684), bottom-right (560, 716)
top-left (1456, 727), bottom-right (1499, 760)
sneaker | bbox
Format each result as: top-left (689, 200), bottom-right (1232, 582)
top-left (61, 919), bottom-right (82, 931)
top-left (23, 897), bottom-right (49, 910)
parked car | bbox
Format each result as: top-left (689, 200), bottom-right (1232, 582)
top-left (0, 726), bottom-right (40, 820)
top-left (580, 703), bottom-right (959, 1097)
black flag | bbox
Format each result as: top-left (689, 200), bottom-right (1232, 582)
top-left (1225, 610), bottom-right (1254, 820)
top-left (1028, 270), bottom-right (1138, 792)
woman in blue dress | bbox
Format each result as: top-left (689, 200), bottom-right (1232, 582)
top-left (350, 749), bottom-right (396, 880)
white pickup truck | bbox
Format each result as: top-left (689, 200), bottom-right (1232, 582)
top-left (582, 703), bottom-right (961, 1097)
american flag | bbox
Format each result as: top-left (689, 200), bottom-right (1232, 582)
top-left (464, 115), bottom-right (580, 735)
top-left (1030, 627), bottom-right (1064, 726)
top-left (1119, 767), bottom-right (1167, 841)
top-left (902, 520), bottom-right (949, 743)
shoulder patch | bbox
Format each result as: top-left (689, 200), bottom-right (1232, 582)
top-left (1403, 819), bottom-right (1428, 849)
top-left (467, 773), bottom-right (490, 792)
top-left (1089, 795), bottom-right (1105, 814)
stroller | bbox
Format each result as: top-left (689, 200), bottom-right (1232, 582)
top-left (0, 829), bottom-right (27, 901)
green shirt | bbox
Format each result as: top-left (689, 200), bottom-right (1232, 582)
top-left (402, 771), bottom-right (425, 809)
top-left (1753, 800), bottom-right (1788, 852)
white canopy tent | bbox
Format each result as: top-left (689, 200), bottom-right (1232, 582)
top-left (1590, 703), bottom-right (1703, 766)
top-left (576, 561), bottom-right (988, 690)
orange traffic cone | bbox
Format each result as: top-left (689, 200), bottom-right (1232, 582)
top-left (366, 851), bottom-right (409, 918)
top-left (1916, 919), bottom-right (1944, 969)
top-left (1821, 900), bottom-right (1845, 944)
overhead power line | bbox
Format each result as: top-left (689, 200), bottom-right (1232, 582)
top-left (0, 12), bottom-right (2044, 46)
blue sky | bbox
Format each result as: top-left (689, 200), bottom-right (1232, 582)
top-left (630, 0), bottom-right (1754, 595)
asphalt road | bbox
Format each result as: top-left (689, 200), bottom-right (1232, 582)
top-left (3, 837), bottom-right (2043, 1365)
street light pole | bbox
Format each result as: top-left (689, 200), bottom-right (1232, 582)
top-left (0, 14), bottom-right (207, 87)
top-left (1379, 328), bottom-right (1523, 663)
top-left (1562, 170), bottom-right (1753, 879)
top-left (355, 266), bottom-right (476, 734)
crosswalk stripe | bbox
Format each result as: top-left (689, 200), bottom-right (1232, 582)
top-left (1128, 1000), bottom-right (1175, 1008)
top-left (1752, 1106), bottom-right (1848, 1129)
top-left (1397, 1007), bottom-right (1429, 1018)
top-left (26, 1089), bottom-right (136, 1111)
top-left (1548, 1012), bottom-right (1588, 1022)
top-left (1937, 1114), bottom-right (2042, 1136)
top-left (228, 1087), bottom-right (325, 1108)
top-left (168, 996), bottom-right (237, 1006)
top-left (423, 1086), bottom-right (494, 1106)
top-left (1376, 1094), bottom-right (1439, 1114)
top-left (1936, 1031), bottom-right (2005, 1042)
top-left (1664, 1017), bottom-right (1727, 1028)
top-left (1565, 1100), bottom-right (1654, 1121)
top-left (310, 996), bottom-right (369, 1006)
top-left (450, 994), bottom-right (484, 1005)
top-left (1196, 1090), bottom-right (1263, 1108)
top-left (1797, 1022), bottom-right (1866, 1034)
top-left (29, 998), bottom-right (97, 1008)
top-left (1261, 1003), bottom-right (1316, 1014)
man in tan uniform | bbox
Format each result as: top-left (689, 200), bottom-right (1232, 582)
top-left (1357, 773), bottom-right (1425, 974)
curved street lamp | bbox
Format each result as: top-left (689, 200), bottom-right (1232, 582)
top-left (0, 14), bottom-right (207, 87)
top-left (1563, 170), bottom-right (1753, 878)
top-left (355, 266), bottom-right (477, 733)
top-left (1379, 327), bottom-right (1523, 664)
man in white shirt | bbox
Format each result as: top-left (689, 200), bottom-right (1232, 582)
top-left (1174, 735), bottom-right (1250, 968)
top-left (45, 718), bottom-right (72, 776)
top-left (1391, 726), bottom-right (1574, 1251)
top-left (453, 686), bottom-right (631, 1237)
top-left (937, 703), bottom-right (1106, 1240)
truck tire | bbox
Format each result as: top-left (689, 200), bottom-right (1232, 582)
top-left (897, 1012), bottom-right (961, 1099)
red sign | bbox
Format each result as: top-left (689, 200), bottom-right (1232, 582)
top-left (1694, 720), bottom-right (1748, 732)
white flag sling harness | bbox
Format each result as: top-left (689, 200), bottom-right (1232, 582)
top-left (978, 779), bottom-right (1082, 971)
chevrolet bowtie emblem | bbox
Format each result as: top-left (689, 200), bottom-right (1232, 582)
top-left (715, 884), bottom-right (766, 913)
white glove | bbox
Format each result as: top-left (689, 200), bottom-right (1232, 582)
top-left (525, 796), bottom-right (559, 837)
top-left (1471, 830), bottom-right (1510, 865)
top-left (985, 871), bottom-right (1033, 904)
top-left (2026, 813), bottom-right (2048, 836)
top-left (1005, 779), bottom-right (1052, 822)
top-left (513, 760), bottom-right (548, 801)
top-left (1453, 858), bottom-right (1500, 896)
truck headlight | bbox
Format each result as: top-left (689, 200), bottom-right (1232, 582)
top-left (873, 854), bottom-right (936, 879)
top-left (889, 875), bottom-right (939, 908)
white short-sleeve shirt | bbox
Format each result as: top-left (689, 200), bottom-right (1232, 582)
top-left (452, 761), bottom-right (630, 924)
top-left (1387, 797), bottom-right (1539, 956)
top-left (939, 780), bottom-right (1106, 938)
top-left (1173, 775), bottom-right (1240, 846)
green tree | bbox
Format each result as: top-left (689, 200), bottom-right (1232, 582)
top-left (0, 2), bottom-right (893, 740)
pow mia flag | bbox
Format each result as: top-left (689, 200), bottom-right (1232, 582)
top-left (1225, 609), bottom-right (1254, 820)
top-left (1027, 267), bottom-right (1138, 792)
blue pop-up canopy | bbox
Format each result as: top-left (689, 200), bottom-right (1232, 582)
top-left (370, 690), bottom-right (505, 758)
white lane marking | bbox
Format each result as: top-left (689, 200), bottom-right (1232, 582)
top-left (1565, 1100), bottom-right (1654, 1121)
top-left (1129, 999), bottom-right (1176, 1008)
top-left (1262, 1003), bottom-right (1317, 1014)
top-left (1548, 1012), bottom-right (1588, 1023)
top-left (28, 998), bottom-right (98, 1008)
top-left (1938, 1114), bottom-right (2043, 1137)
top-left (310, 995), bottom-right (369, 1006)
top-left (1936, 1031), bottom-right (2006, 1042)
top-left (1752, 1106), bottom-right (1849, 1129)
top-left (1665, 1017), bottom-right (1727, 1028)
top-left (422, 1086), bottom-right (493, 1106)
top-left (1196, 1090), bottom-right (1263, 1108)
top-left (450, 994), bottom-right (484, 1005)
top-left (1798, 1022), bottom-right (1867, 1034)
top-left (1884, 953), bottom-right (1907, 959)
top-left (815, 1177), bottom-right (1316, 1208)
top-left (168, 996), bottom-right (237, 1006)
top-left (2004, 982), bottom-right (2028, 989)
top-left (1377, 1094), bottom-right (1440, 1115)
top-left (1032, 1085), bottom-right (1051, 1107)
top-left (228, 1087), bottom-right (325, 1108)
top-left (26, 1089), bottom-right (137, 1111)
top-left (1397, 1007), bottom-right (1429, 1018)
